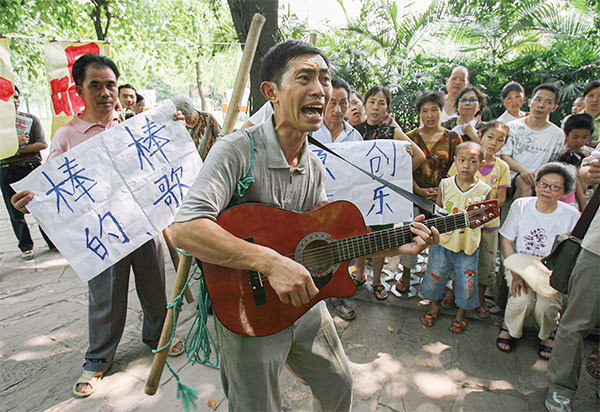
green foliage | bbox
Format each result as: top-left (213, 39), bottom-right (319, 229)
top-left (318, 0), bottom-right (599, 131)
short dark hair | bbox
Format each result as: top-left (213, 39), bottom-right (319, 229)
top-left (454, 141), bottom-right (485, 162)
top-left (72, 54), bottom-right (120, 86)
top-left (583, 80), bottom-right (600, 97)
top-left (479, 120), bottom-right (509, 139)
top-left (136, 93), bottom-right (144, 103)
top-left (563, 113), bottom-right (595, 136)
top-left (415, 91), bottom-right (445, 112)
top-left (558, 149), bottom-right (586, 168)
top-left (449, 65), bottom-right (470, 82)
top-left (331, 77), bottom-right (351, 99)
top-left (455, 85), bottom-right (487, 115)
top-left (118, 84), bottom-right (136, 94)
top-left (364, 86), bottom-right (391, 108)
top-left (261, 40), bottom-right (330, 86)
top-left (531, 83), bottom-right (560, 103)
top-left (536, 162), bottom-right (576, 194)
top-left (501, 81), bottom-right (525, 100)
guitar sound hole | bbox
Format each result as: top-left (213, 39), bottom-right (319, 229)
top-left (302, 239), bottom-right (333, 273)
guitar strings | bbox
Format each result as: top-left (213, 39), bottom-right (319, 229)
top-left (287, 207), bottom-right (492, 267)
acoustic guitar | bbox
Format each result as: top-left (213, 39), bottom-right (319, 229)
top-left (202, 200), bottom-right (499, 337)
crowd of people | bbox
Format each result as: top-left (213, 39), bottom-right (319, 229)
top-left (1, 39), bottom-right (599, 412)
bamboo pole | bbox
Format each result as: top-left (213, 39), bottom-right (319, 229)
top-left (309, 32), bottom-right (317, 45)
top-left (145, 12), bottom-right (266, 396)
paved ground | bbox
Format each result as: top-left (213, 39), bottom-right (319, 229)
top-left (1, 204), bottom-right (598, 412)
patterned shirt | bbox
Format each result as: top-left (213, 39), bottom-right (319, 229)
top-left (408, 128), bottom-right (462, 189)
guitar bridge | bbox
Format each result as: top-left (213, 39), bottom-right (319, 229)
top-left (244, 237), bottom-right (267, 306)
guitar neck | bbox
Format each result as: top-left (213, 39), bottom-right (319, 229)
top-left (332, 212), bottom-right (468, 263)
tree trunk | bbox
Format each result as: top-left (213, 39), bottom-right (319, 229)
top-left (196, 61), bottom-right (207, 111)
top-left (227, 0), bottom-right (278, 115)
top-left (90, 0), bottom-right (112, 41)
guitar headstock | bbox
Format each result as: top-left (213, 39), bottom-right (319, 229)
top-left (465, 200), bottom-right (499, 229)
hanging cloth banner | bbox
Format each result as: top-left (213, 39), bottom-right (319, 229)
top-left (44, 41), bottom-right (110, 137)
top-left (0, 37), bottom-right (18, 160)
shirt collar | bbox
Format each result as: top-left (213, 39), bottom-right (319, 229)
top-left (71, 112), bottom-right (119, 134)
top-left (262, 114), bottom-right (308, 173)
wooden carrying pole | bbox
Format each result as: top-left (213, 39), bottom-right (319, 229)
top-left (145, 12), bottom-right (266, 396)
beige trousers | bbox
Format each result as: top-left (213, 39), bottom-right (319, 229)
top-left (504, 269), bottom-right (564, 339)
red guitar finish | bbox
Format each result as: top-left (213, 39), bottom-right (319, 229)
top-left (202, 200), bottom-right (498, 337)
top-left (202, 201), bottom-right (364, 337)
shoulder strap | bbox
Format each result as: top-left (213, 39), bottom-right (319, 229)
top-left (308, 135), bottom-right (448, 216)
top-left (571, 186), bottom-right (600, 239)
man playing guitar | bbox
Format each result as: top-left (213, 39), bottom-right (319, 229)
top-left (172, 40), bottom-right (439, 411)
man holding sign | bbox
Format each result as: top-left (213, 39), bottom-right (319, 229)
top-left (0, 86), bottom-right (54, 259)
top-left (12, 54), bottom-right (184, 397)
top-left (172, 40), bottom-right (438, 411)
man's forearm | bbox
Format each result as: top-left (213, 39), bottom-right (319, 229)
top-left (500, 154), bottom-right (528, 174)
top-left (18, 142), bottom-right (47, 154)
top-left (172, 218), bottom-right (274, 273)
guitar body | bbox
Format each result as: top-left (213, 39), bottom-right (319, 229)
top-left (202, 201), bottom-right (367, 337)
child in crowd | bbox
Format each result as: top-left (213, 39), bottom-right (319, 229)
top-left (558, 150), bottom-right (586, 211)
top-left (447, 121), bottom-right (511, 319)
top-left (497, 82), bottom-right (527, 123)
top-left (419, 142), bottom-right (491, 333)
top-left (562, 113), bottom-right (595, 157)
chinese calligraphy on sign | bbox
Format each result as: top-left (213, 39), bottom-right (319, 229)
top-left (12, 102), bottom-right (203, 281)
top-left (309, 140), bottom-right (412, 226)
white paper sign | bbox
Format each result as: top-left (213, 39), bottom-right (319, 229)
top-left (12, 101), bottom-right (202, 281)
top-left (309, 140), bottom-right (413, 226)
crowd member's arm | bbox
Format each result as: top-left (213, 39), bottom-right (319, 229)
top-left (575, 181), bottom-right (587, 211)
top-left (496, 187), bottom-right (507, 208)
top-left (16, 134), bottom-right (47, 153)
top-left (580, 155), bottom-right (600, 186)
top-left (500, 236), bottom-right (528, 296)
top-left (393, 127), bottom-right (425, 170)
top-left (462, 123), bottom-right (479, 142)
top-left (414, 180), bottom-right (438, 201)
top-left (500, 154), bottom-right (535, 186)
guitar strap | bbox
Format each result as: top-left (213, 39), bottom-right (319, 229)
top-left (308, 135), bottom-right (448, 217)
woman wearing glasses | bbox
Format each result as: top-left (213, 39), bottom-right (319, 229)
top-left (496, 162), bottom-right (580, 359)
top-left (441, 86), bottom-right (487, 142)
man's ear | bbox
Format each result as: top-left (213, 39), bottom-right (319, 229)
top-left (260, 81), bottom-right (278, 104)
top-left (76, 84), bottom-right (82, 97)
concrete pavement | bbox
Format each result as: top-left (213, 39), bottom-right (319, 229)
top-left (0, 204), bottom-right (598, 412)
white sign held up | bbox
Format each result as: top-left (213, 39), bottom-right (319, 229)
top-left (309, 140), bottom-right (413, 226)
top-left (12, 101), bottom-right (202, 282)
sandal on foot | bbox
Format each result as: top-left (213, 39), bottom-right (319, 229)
top-left (440, 294), bottom-right (456, 310)
top-left (373, 284), bottom-right (388, 300)
top-left (73, 370), bottom-right (104, 397)
top-left (328, 298), bottom-right (356, 321)
top-left (168, 337), bottom-right (185, 357)
top-left (421, 312), bottom-right (438, 327)
top-left (586, 349), bottom-right (600, 379)
top-left (538, 334), bottom-right (555, 360)
top-left (496, 327), bottom-right (516, 353)
top-left (449, 319), bottom-right (467, 333)
top-left (475, 305), bottom-right (490, 319)
top-left (351, 271), bottom-right (367, 287)
top-left (395, 278), bottom-right (410, 293)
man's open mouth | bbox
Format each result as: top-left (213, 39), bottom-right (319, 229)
top-left (302, 105), bottom-right (323, 118)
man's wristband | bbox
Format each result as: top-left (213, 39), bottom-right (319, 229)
top-left (19, 144), bottom-right (26, 149)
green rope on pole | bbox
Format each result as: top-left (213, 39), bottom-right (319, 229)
top-left (233, 134), bottom-right (255, 199)
top-left (173, 245), bottom-right (193, 257)
top-left (165, 360), bottom-right (198, 412)
top-left (184, 267), bottom-right (219, 368)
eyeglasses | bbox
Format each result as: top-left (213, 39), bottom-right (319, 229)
top-left (536, 181), bottom-right (563, 192)
top-left (458, 98), bottom-right (478, 104)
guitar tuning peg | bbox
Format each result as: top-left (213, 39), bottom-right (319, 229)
top-left (473, 205), bottom-right (479, 210)
top-left (476, 219), bottom-right (481, 225)
top-left (489, 213), bottom-right (494, 218)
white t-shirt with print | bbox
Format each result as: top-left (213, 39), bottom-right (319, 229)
top-left (499, 197), bottom-right (579, 258)
top-left (498, 117), bottom-right (564, 178)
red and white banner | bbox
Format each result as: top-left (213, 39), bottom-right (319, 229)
top-left (44, 41), bottom-right (110, 136)
top-left (0, 37), bottom-right (18, 160)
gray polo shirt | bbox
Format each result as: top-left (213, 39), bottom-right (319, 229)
top-left (175, 115), bottom-right (327, 223)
